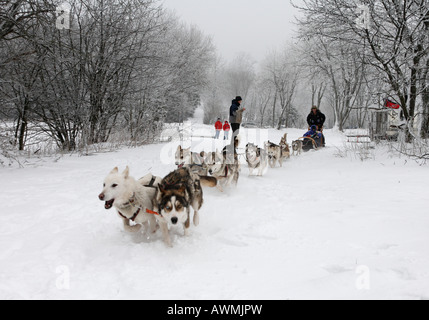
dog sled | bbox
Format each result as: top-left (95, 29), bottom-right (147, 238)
top-left (298, 135), bottom-right (325, 152)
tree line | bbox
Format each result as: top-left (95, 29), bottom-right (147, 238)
top-left (0, 0), bottom-right (214, 152)
top-left (295, 0), bottom-right (429, 139)
top-left (1, 0), bottom-right (428, 157)
top-left (204, 0), bottom-right (428, 141)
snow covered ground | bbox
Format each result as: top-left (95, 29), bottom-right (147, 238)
top-left (1, 116), bottom-right (429, 300)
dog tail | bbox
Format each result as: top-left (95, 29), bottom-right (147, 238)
top-left (200, 176), bottom-right (218, 188)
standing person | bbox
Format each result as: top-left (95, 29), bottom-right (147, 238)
top-left (229, 96), bottom-right (246, 136)
top-left (307, 106), bottom-right (326, 131)
top-left (214, 118), bottom-right (223, 139)
top-left (223, 120), bottom-right (231, 140)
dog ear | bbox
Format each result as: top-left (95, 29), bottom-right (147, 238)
top-left (122, 166), bottom-right (130, 178)
top-left (110, 167), bottom-right (119, 174)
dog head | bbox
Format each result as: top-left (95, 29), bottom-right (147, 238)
top-left (157, 185), bottom-right (189, 225)
top-left (204, 150), bottom-right (224, 176)
top-left (246, 143), bottom-right (260, 160)
top-left (175, 145), bottom-right (192, 167)
top-left (265, 141), bottom-right (280, 159)
top-left (99, 167), bottom-right (133, 210)
top-left (292, 140), bottom-right (302, 151)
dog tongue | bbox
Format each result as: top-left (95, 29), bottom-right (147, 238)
top-left (105, 200), bottom-right (114, 209)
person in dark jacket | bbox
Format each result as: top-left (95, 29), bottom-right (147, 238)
top-left (307, 106), bottom-right (326, 131)
top-left (229, 96), bottom-right (245, 135)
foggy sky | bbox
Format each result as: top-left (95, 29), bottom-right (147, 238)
top-left (162, 0), bottom-right (302, 63)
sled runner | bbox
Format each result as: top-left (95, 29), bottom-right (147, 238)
top-left (298, 135), bottom-right (325, 152)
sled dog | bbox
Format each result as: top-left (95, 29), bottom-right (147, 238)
top-left (292, 140), bottom-right (303, 156)
top-left (265, 134), bottom-right (291, 168)
top-left (175, 145), bottom-right (208, 176)
top-left (153, 167), bottom-right (216, 246)
top-left (245, 143), bottom-right (268, 176)
top-left (99, 167), bottom-right (162, 234)
top-left (205, 137), bottom-right (240, 191)
top-left (265, 141), bottom-right (284, 168)
top-left (280, 133), bottom-right (291, 159)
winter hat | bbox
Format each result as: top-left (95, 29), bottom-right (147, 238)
top-left (311, 125), bottom-right (317, 131)
top-left (235, 96), bottom-right (243, 102)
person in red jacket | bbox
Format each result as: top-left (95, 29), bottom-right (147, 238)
top-left (214, 118), bottom-right (223, 139)
top-left (223, 121), bottom-right (231, 140)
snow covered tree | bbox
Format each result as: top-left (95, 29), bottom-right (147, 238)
top-left (295, 0), bottom-right (429, 139)
top-left (0, 0), bottom-right (215, 151)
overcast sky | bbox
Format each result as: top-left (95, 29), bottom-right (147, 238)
top-left (162, 0), bottom-right (303, 63)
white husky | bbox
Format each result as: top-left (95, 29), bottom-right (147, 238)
top-left (99, 167), bottom-right (162, 234)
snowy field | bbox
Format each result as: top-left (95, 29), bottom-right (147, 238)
top-left (1, 115), bottom-right (429, 300)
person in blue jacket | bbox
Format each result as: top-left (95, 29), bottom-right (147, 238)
top-left (304, 125), bottom-right (322, 139)
top-left (303, 125), bottom-right (325, 149)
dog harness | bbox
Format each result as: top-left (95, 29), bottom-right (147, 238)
top-left (118, 208), bottom-right (141, 222)
top-left (118, 208), bottom-right (161, 221)
top-left (118, 191), bottom-right (161, 221)
top-left (144, 176), bottom-right (157, 189)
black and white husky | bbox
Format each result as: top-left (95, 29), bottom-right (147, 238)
top-left (245, 143), bottom-right (268, 176)
top-left (153, 167), bottom-right (216, 247)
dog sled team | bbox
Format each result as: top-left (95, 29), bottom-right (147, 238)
top-left (99, 99), bottom-right (326, 246)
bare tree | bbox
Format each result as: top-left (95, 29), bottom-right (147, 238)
top-left (262, 49), bottom-right (299, 129)
top-left (162, 22), bottom-right (215, 123)
top-left (0, 0), bottom-right (55, 41)
top-left (254, 78), bottom-right (274, 128)
top-left (1, 0), bottom-right (216, 154)
top-left (295, 0), bottom-right (429, 140)
top-left (202, 55), bottom-right (227, 124)
top-left (225, 53), bottom-right (256, 104)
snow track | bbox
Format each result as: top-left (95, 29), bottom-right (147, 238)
top-left (1, 126), bottom-right (429, 300)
